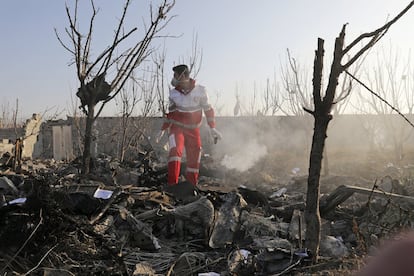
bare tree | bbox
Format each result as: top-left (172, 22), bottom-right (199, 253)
top-left (259, 76), bottom-right (283, 116)
top-left (66, 92), bottom-right (85, 157)
top-left (55, 0), bottom-right (175, 174)
top-left (281, 49), bottom-right (364, 175)
top-left (233, 92), bottom-right (241, 116)
top-left (303, 1), bottom-right (414, 261)
top-left (280, 50), bottom-right (313, 116)
top-left (153, 48), bottom-right (168, 116)
top-left (234, 78), bottom-right (282, 117)
top-left (116, 67), bottom-right (162, 162)
top-left (116, 86), bottom-right (139, 162)
top-left (177, 33), bottom-right (203, 79)
top-left (154, 33), bottom-right (203, 118)
top-left (0, 99), bottom-right (24, 133)
top-left (212, 90), bottom-right (225, 116)
top-left (280, 49), bottom-right (359, 117)
top-left (353, 46), bottom-right (414, 163)
top-left (0, 99), bottom-right (20, 129)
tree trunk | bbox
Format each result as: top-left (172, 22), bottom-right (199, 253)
top-left (304, 113), bottom-right (331, 261)
top-left (302, 2), bottom-right (414, 262)
top-left (119, 118), bottom-right (128, 162)
top-left (82, 104), bottom-right (95, 174)
top-left (323, 146), bottom-right (329, 176)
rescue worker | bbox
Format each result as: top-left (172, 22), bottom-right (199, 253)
top-left (156, 64), bottom-right (222, 187)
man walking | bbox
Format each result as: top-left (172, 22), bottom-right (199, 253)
top-left (157, 64), bottom-right (222, 187)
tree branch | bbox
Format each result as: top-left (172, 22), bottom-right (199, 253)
top-left (343, 0), bottom-right (414, 69)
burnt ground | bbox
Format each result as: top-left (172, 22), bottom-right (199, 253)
top-left (1, 148), bottom-right (414, 275)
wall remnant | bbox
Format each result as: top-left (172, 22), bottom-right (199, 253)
top-left (22, 114), bottom-right (42, 158)
top-left (0, 113), bottom-right (42, 159)
top-left (2, 114), bottom-right (414, 162)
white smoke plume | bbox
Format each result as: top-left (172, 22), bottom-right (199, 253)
top-left (220, 138), bottom-right (267, 172)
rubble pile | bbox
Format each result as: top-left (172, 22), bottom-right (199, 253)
top-left (1, 152), bottom-right (414, 275)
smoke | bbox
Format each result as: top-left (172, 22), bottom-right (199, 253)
top-left (220, 138), bottom-right (267, 172)
top-left (209, 116), bottom-right (310, 174)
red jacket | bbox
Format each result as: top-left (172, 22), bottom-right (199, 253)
top-left (162, 79), bottom-right (216, 130)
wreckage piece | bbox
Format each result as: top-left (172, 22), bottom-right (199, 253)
top-left (93, 215), bottom-right (114, 234)
top-left (119, 207), bottom-right (161, 251)
top-left (271, 202), bottom-right (306, 222)
top-left (255, 247), bottom-right (301, 275)
top-left (57, 192), bottom-right (103, 217)
top-left (130, 189), bottom-right (175, 208)
top-left (113, 166), bottom-right (140, 186)
top-left (320, 184), bottom-right (414, 216)
top-left (42, 268), bottom-right (74, 276)
top-left (173, 196), bottom-right (215, 239)
top-left (239, 210), bottom-right (286, 241)
top-left (76, 73), bottom-right (111, 108)
top-left (135, 197), bottom-right (213, 222)
top-left (162, 180), bottom-right (199, 203)
top-left (0, 176), bottom-right (19, 195)
top-left (268, 192), bottom-right (306, 221)
top-left (319, 235), bottom-right (349, 258)
top-left (251, 237), bottom-right (306, 275)
top-left (251, 236), bottom-right (293, 252)
top-left (173, 197), bottom-right (214, 226)
top-left (208, 192), bottom-right (247, 249)
top-left (0, 152), bottom-right (13, 168)
top-left (90, 188), bottom-right (121, 224)
top-left (227, 249), bottom-right (256, 276)
top-left (133, 262), bottom-right (156, 276)
top-left (227, 244), bottom-right (303, 276)
top-left (237, 185), bottom-right (271, 216)
top-left (135, 197), bottom-right (215, 240)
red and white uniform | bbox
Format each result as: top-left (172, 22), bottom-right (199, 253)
top-left (161, 79), bottom-right (215, 185)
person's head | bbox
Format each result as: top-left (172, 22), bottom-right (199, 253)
top-left (171, 64), bottom-right (190, 86)
top-left (173, 64), bottom-right (190, 80)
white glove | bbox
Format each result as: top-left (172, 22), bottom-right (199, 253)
top-left (209, 128), bottom-right (222, 143)
top-left (155, 130), bottom-right (165, 143)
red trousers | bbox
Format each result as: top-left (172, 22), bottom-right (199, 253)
top-left (167, 125), bottom-right (201, 185)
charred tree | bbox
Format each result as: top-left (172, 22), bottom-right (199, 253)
top-left (76, 74), bottom-right (111, 172)
top-left (303, 1), bottom-right (414, 261)
top-left (56, 0), bottom-right (175, 174)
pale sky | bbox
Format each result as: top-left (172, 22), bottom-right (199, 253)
top-left (1, 0), bottom-right (414, 120)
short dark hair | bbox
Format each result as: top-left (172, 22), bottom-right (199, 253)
top-left (172, 64), bottom-right (189, 76)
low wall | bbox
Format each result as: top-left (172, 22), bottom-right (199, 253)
top-left (4, 114), bottom-right (414, 164)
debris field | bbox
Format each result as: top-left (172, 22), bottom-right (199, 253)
top-left (1, 150), bottom-right (414, 275)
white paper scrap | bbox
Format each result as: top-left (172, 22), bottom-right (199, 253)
top-left (93, 188), bottom-right (113, 199)
top-left (8, 197), bottom-right (27, 205)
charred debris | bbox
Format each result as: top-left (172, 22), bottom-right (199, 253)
top-left (1, 145), bottom-right (414, 275)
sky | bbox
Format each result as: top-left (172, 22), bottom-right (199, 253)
top-left (1, 0), bottom-right (414, 120)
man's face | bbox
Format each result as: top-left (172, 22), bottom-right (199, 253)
top-left (174, 71), bottom-right (189, 81)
